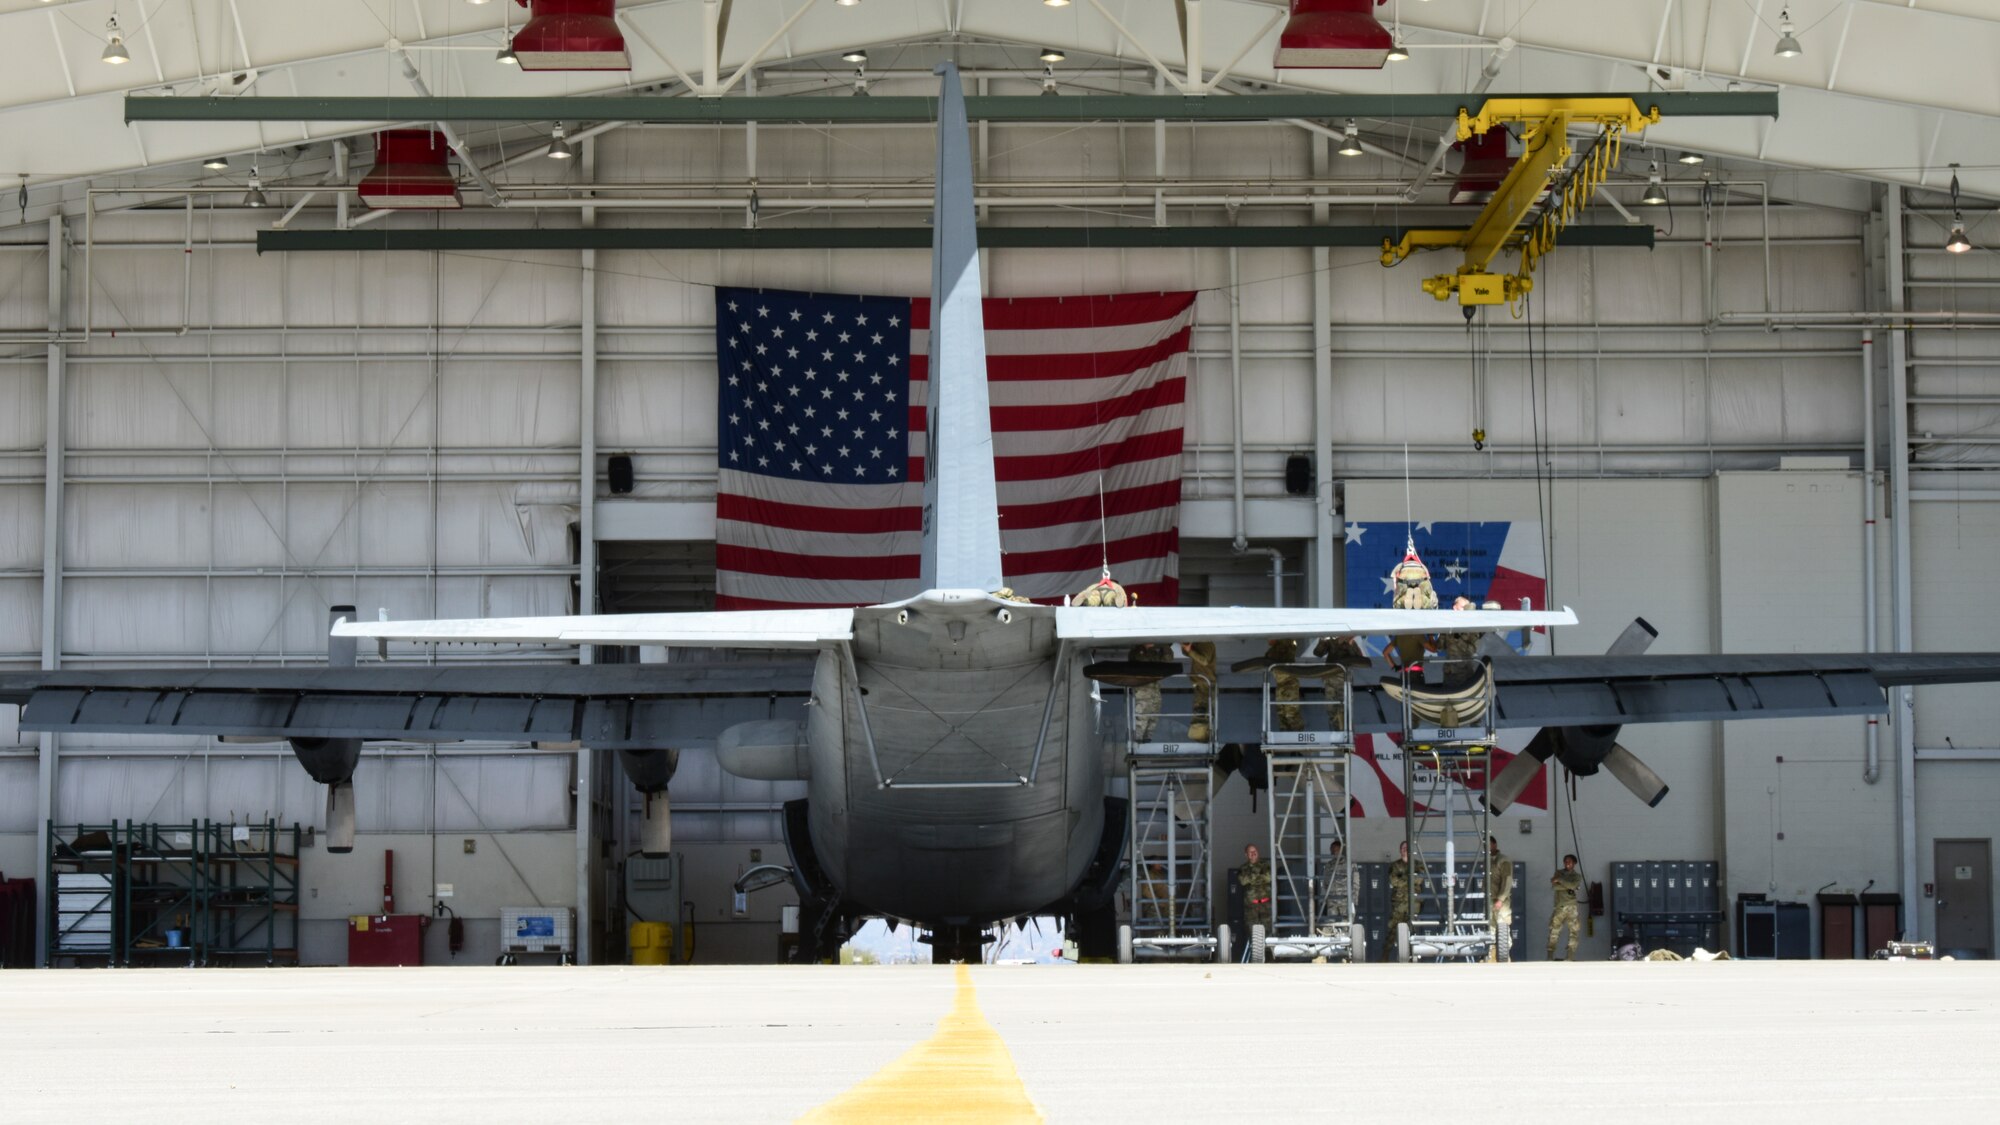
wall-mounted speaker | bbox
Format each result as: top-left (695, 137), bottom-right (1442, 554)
top-left (608, 454), bottom-right (635, 495)
top-left (1284, 453), bottom-right (1312, 496)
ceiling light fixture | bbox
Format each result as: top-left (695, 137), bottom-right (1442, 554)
top-left (1774, 8), bottom-right (1802, 58)
top-left (1275, 0), bottom-right (1397, 68)
top-left (244, 171), bottom-right (269, 209)
top-left (1338, 119), bottom-right (1363, 157)
top-left (547, 122), bottom-right (574, 160)
top-left (842, 49), bottom-right (868, 64)
top-left (1386, 41), bottom-right (1410, 62)
top-left (497, 44), bottom-right (519, 65)
top-left (203, 156), bottom-right (229, 171)
top-left (102, 15), bottom-right (130, 65)
top-left (1039, 48), bottom-right (1066, 63)
top-left (837, 0), bottom-right (861, 6)
top-left (1678, 150), bottom-right (1705, 166)
top-left (1946, 163), bottom-right (1973, 254)
top-left (1043, 0), bottom-right (1070, 6)
top-left (1641, 162), bottom-right (1667, 206)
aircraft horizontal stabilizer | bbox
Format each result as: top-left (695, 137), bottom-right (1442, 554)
top-left (1055, 605), bottom-right (1575, 646)
top-left (330, 609), bottom-right (854, 648)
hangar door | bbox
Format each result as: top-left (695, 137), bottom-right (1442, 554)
top-left (1934, 839), bottom-right (1993, 959)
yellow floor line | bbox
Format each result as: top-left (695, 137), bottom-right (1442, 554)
top-left (799, 964), bottom-right (1043, 1124)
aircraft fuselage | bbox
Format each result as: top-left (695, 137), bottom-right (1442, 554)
top-left (803, 591), bottom-right (1103, 927)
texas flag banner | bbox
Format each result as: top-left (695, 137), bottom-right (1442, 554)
top-left (1342, 519), bottom-right (1551, 816)
top-left (713, 287), bottom-right (1196, 609)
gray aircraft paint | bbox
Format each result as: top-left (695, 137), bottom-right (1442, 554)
top-left (919, 62), bottom-right (1004, 595)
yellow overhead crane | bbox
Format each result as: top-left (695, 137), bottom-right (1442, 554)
top-left (1381, 97), bottom-right (1662, 308)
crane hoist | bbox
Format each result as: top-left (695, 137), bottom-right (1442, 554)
top-left (1381, 97), bottom-right (1663, 309)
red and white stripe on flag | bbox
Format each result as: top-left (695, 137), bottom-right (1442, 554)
top-left (714, 288), bottom-right (1196, 609)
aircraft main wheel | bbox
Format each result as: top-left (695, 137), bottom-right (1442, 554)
top-left (1349, 922), bottom-right (1368, 964)
top-left (1396, 923), bottom-right (1412, 964)
top-left (1214, 924), bottom-right (1232, 965)
top-left (1249, 924), bottom-right (1266, 964)
top-left (1117, 924), bottom-right (1134, 965)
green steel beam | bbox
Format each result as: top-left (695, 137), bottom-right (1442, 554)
top-left (258, 225), bottom-right (1656, 253)
top-left (129, 91), bottom-right (1778, 125)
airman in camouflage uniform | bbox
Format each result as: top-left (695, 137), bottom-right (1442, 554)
top-left (1488, 836), bottom-right (1515, 962)
top-left (1239, 844), bottom-right (1273, 932)
top-left (1390, 541), bottom-right (1439, 611)
top-left (1182, 641), bottom-right (1218, 742)
top-left (1312, 636), bottom-right (1365, 731)
top-left (1548, 853), bottom-right (1584, 960)
top-left (1264, 637), bottom-right (1304, 732)
top-left (1388, 840), bottom-right (1416, 934)
top-left (1072, 574), bottom-right (1129, 607)
top-left (1128, 642), bottom-right (1170, 742)
top-left (1321, 838), bottom-right (1353, 927)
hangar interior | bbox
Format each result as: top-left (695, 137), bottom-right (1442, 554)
top-left (2, 0), bottom-right (1998, 967)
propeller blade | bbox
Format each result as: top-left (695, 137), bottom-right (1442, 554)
top-left (640, 790), bottom-right (673, 858)
top-left (325, 780), bottom-right (357, 854)
top-left (1604, 617), bottom-right (1659, 657)
top-left (1603, 743), bottom-right (1670, 807)
top-left (1487, 728), bottom-right (1560, 815)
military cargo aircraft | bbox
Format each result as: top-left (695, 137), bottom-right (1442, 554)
top-left (7, 64), bottom-right (1999, 963)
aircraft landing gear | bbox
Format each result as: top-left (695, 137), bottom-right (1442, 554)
top-left (927, 925), bottom-right (989, 964)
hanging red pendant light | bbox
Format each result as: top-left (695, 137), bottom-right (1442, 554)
top-left (510, 0), bottom-right (629, 72)
top-left (1450, 131), bottom-right (1513, 205)
top-left (357, 130), bottom-right (462, 210)
top-left (1275, 0), bottom-right (1395, 69)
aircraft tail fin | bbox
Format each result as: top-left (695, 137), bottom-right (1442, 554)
top-left (918, 62), bottom-right (1005, 593)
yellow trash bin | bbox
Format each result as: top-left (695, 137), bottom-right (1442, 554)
top-left (630, 921), bottom-right (674, 965)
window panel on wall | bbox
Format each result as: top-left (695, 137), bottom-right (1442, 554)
top-left (431, 755), bottom-right (572, 832)
top-left (355, 253), bottom-right (444, 328)
top-left (0, 759), bottom-right (32, 829)
top-left (56, 757), bottom-right (204, 825)
top-left (1706, 361), bottom-right (1788, 443)
top-left (285, 367), bottom-right (364, 449)
top-left (439, 251), bottom-right (581, 328)
top-left (68, 364), bottom-right (214, 449)
top-left (0, 485), bottom-right (40, 569)
top-left (62, 578), bottom-right (211, 655)
top-left (439, 363), bottom-right (578, 448)
top-left (0, 369), bottom-right (45, 452)
top-left (594, 249), bottom-right (716, 328)
top-left (358, 361), bottom-right (439, 450)
top-left (64, 483), bottom-right (211, 568)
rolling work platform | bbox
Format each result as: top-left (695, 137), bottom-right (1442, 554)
top-left (1256, 665), bottom-right (1364, 963)
top-left (1390, 657), bottom-right (1502, 963)
top-left (1119, 673), bottom-right (1226, 963)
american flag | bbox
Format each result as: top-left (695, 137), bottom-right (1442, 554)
top-left (713, 286), bottom-right (1197, 609)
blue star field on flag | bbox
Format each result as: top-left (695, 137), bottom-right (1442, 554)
top-left (715, 288), bottom-right (913, 484)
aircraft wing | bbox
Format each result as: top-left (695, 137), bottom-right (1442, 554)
top-left (0, 661), bottom-right (813, 749)
top-left (331, 608), bottom-right (854, 648)
top-left (1056, 605), bottom-right (1576, 645)
top-left (1337, 652), bottom-right (2000, 733)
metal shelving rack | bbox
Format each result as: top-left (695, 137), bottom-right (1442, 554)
top-left (45, 820), bottom-right (302, 967)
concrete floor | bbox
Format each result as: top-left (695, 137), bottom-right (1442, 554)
top-left (2, 962), bottom-right (1996, 1121)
